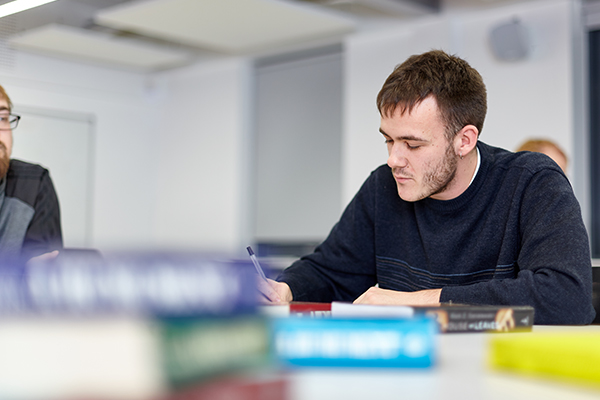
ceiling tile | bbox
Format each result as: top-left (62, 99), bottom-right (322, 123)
top-left (94, 0), bottom-right (356, 53)
top-left (8, 24), bottom-right (192, 70)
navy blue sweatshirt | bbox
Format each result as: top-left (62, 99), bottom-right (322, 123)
top-left (278, 142), bottom-right (595, 325)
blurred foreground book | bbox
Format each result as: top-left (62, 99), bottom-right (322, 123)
top-left (489, 332), bottom-right (600, 389)
top-left (0, 252), bottom-right (259, 317)
top-left (0, 315), bottom-right (280, 400)
top-left (158, 373), bottom-right (288, 400)
top-left (272, 316), bottom-right (437, 368)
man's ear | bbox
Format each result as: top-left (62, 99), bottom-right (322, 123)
top-left (454, 124), bottom-right (479, 157)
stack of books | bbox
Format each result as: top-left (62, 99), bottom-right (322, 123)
top-left (0, 252), bottom-right (287, 400)
top-left (264, 301), bottom-right (534, 369)
top-left (1, 250), bottom-right (538, 398)
top-left (261, 301), bottom-right (534, 333)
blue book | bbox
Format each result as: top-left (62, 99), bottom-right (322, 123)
top-left (0, 252), bottom-right (260, 317)
top-left (271, 316), bottom-right (437, 368)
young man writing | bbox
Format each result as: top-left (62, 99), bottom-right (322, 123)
top-left (261, 50), bottom-right (594, 325)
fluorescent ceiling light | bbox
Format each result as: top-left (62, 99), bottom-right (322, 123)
top-left (95, 0), bottom-right (355, 54)
top-left (0, 0), bottom-right (58, 19)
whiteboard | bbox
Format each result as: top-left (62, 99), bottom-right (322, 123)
top-left (10, 106), bottom-right (95, 248)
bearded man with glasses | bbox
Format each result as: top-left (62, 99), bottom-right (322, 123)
top-left (0, 84), bottom-right (62, 263)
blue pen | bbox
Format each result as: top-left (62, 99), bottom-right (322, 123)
top-left (246, 246), bottom-right (268, 281)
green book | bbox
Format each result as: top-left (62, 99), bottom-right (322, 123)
top-left (160, 316), bottom-right (273, 388)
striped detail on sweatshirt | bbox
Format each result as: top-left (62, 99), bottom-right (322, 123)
top-left (376, 255), bottom-right (515, 291)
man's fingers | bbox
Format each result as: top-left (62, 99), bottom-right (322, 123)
top-left (27, 250), bottom-right (60, 265)
top-left (257, 278), bottom-right (282, 303)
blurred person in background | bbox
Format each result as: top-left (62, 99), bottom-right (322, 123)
top-left (516, 139), bottom-right (568, 174)
top-left (0, 84), bottom-right (62, 263)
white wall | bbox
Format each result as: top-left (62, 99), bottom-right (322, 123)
top-left (343, 0), bottom-right (583, 209)
top-left (151, 58), bottom-right (252, 255)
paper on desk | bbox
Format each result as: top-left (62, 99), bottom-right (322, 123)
top-left (331, 302), bottom-right (414, 318)
top-left (258, 304), bottom-right (290, 317)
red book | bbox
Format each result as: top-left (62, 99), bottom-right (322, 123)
top-left (259, 302), bottom-right (331, 318)
top-left (289, 302), bottom-right (331, 315)
top-left (158, 374), bottom-right (289, 400)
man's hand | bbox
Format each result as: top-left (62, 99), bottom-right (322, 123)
top-left (257, 278), bottom-right (293, 303)
top-left (353, 286), bottom-right (441, 306)
top-left (27, 250), bottom-right (60, 266)
top-left (495, 308), bottom-right (515, 332)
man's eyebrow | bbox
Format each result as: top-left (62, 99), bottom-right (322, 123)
top-left (379, 128), bottom-right (428, 142)
top-left (0, 106), bottom-right (8, 112)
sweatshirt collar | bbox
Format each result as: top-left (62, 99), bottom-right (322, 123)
top-left (468, 147), bottom-right (481, 187)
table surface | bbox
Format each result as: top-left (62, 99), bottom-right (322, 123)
top-left (286, 325), bottom-right (600, 400)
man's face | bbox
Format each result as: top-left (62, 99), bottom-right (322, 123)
top-left (380, 97), bottom-right (460, 202)
top-left (0, 97), bottom-right (13, 178)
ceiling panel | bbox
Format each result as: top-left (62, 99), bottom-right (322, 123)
top-left (8, 24), bottom-right (191, 70)
top-left (94, 0), bottom-right (356, 53)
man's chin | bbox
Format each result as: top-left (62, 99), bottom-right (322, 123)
top-left (396, 186), bottom-right (426, 202)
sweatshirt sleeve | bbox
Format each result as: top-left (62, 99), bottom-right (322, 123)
top-left (440, 169), bottom-right (595, 325)
top-left (277, 170), bottom-right (380, 302)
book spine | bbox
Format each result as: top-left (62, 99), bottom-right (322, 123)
top-left (159, 316), bottom-right (274, 388)
top-left (288, 302), bottom-right (331, 317)
top-left (422, 306), bottom-right (534, 333)
top-left (0, 255), bottom-right (259, 317)
top-left (271, 317), bottom-right (437, 368)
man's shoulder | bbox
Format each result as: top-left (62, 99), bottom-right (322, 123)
top-left (7, 159), bottom-right (49, 180)
top-left (6, 160), bottom-right (53, 206)
top-left (372, 164), bottom-right (391, 175)
top-left (368, 164), bottom-right (395, 187)
top-left (479, 141), bottom-right (562, 175)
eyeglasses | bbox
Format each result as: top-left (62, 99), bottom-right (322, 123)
top-left (0, 113), bottom-right (20, 130)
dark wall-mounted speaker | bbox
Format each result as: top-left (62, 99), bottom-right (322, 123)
top-left (488, 19), bottom-right (530, 62)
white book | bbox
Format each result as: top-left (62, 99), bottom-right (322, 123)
top-left (331, 302), bottom-right (414, 318)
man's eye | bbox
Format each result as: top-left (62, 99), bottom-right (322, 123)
top-left (384, 138), bottom-right (393, 144)
top-left (406, 143), bottom-right (421, 150)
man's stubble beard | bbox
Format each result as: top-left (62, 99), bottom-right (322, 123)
top-left (419, 141), bottom-right (459, 200)
top-left (0, 141), bottom-right (10, 179)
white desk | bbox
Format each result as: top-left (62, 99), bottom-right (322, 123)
top-left (287, 325), bottom-right (600, 400)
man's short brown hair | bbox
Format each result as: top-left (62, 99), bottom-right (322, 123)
top-left (0, 85), bottom-right (12, 112)
top-left (377, 50), bottom-right (487, 141)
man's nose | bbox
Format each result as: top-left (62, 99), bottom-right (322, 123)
top-left (387, 144), bottom-right (408, 169)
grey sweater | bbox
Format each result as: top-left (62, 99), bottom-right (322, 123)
top-left (278, 142), bottom-right (595, 325)
top-left (0, 159), bottom-right (63, 262)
